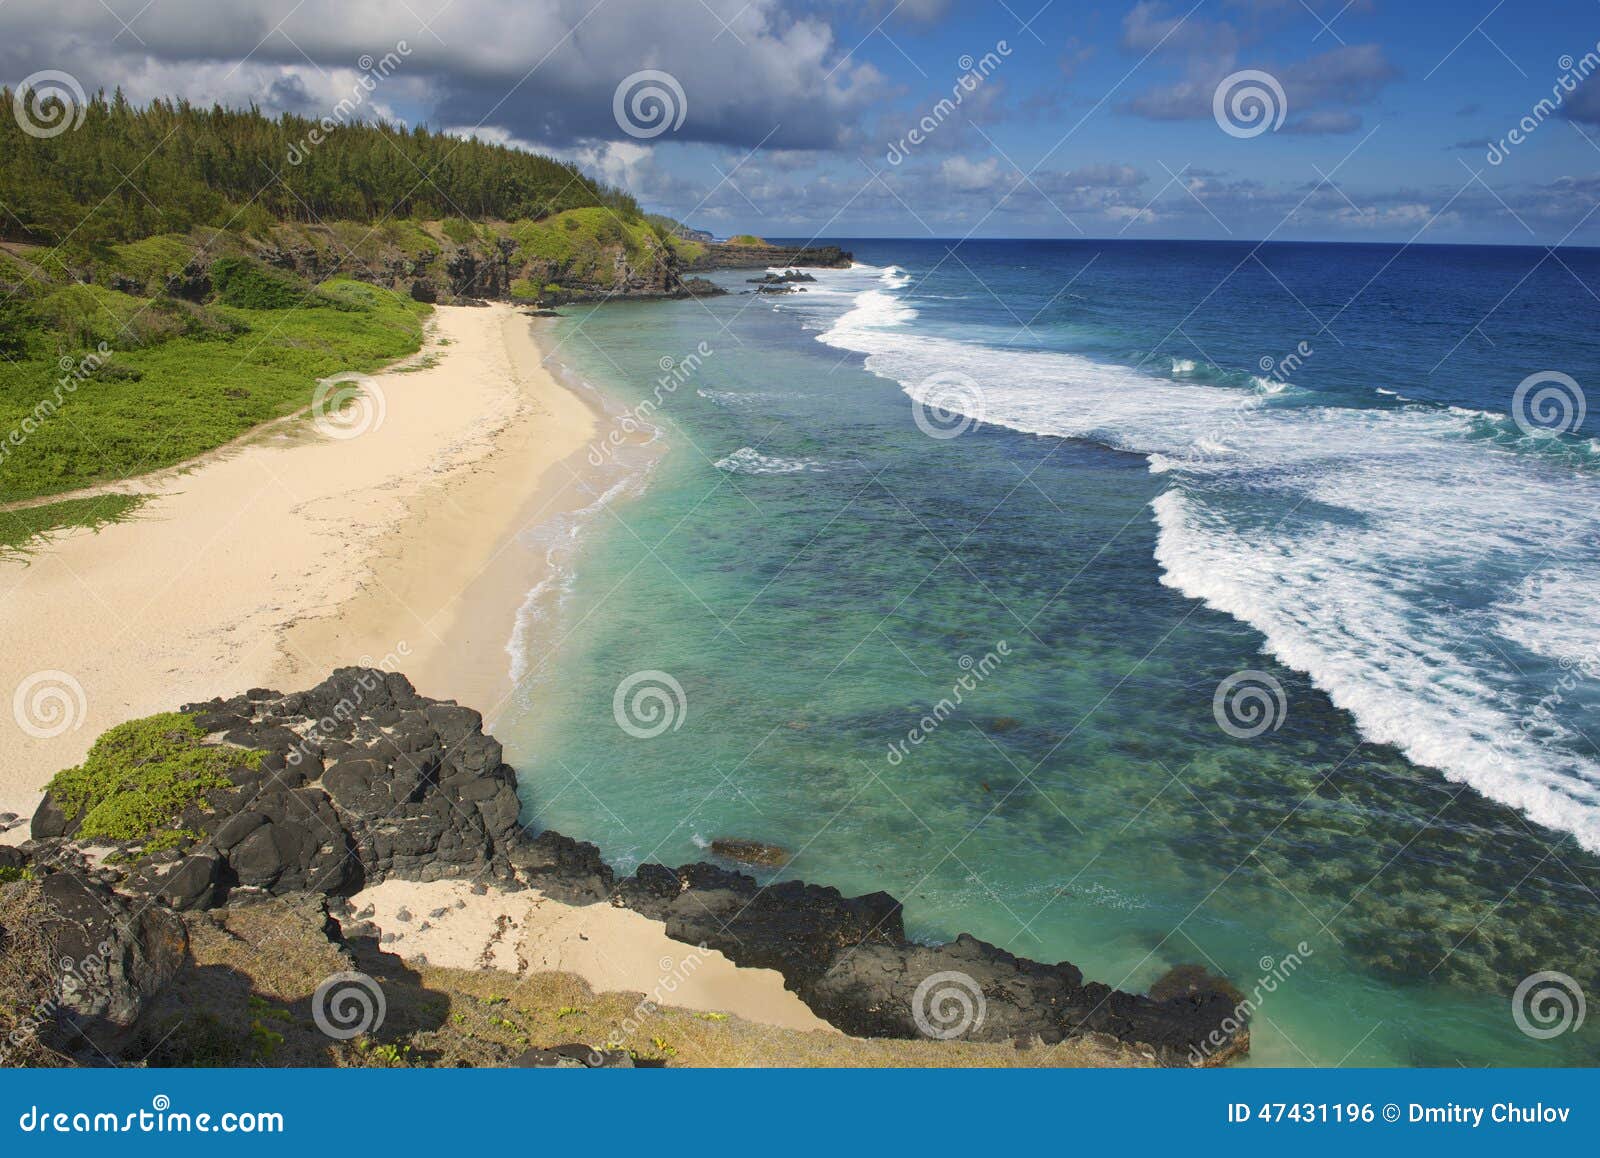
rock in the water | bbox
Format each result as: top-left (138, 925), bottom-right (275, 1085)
top-left (710, 838), bottom-right (790, 867)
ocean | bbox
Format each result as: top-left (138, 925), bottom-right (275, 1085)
top-left (497, 239), bottom-right (1600, 1066)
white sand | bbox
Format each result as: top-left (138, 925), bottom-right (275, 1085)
top-left (0, 304), bottom-right (848, 1036)
top-left (0, 303), bottom-right (596, 823)
top-left (346, 879), bottom-right (835, 1034)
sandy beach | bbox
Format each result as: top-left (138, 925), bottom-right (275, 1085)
top-left (0, 302), bottom-right (597, 823)
top-left (344, 879), bottom-right (836, 1034)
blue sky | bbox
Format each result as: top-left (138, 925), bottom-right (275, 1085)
top-left (623, 0), bottom-right (1600, 243)
top-left (4, 0), bottom-right (1600, 243)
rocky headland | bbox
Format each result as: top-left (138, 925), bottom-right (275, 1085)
top-left (183, 225), bottom-right (853, 309)
top-left (3, 668), bottom-right (1246, 1067)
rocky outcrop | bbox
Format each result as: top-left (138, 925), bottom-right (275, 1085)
top-left (686, 243), bottom-right (853, 271)
top-left (20, 668), bottom-right (1247, 1065)
top-left (250, 233), bottom-right (725, 308)
top-left (710, 837), bottom-right (790, 867)
top-left (31, 873), bottom-right (188, 1054)
top-left (30, 668), bottom-right (524, 907)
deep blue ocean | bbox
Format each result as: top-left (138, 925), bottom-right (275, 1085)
top-left (499, 239), bottom-right (1600, 1066)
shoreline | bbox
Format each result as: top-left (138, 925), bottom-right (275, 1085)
top-left (0, 303), bottom-right (600, 823)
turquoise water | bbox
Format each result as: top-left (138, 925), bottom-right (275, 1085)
top-left (499, 241), bottom-right (1600, 1066)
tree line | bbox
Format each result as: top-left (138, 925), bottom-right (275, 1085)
top-left (0, 90), bottom-right (642, 254)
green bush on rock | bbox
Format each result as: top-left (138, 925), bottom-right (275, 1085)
top-left (43, 712), bottom-right (262, 847)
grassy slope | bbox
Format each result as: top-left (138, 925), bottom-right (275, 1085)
top-left (0, 205), bottom-right (691, 538)
top-left (0, 267), bottom-right (427, 505)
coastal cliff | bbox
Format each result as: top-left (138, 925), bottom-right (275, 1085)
top-left (4, 669), bottom-right (1247, 1067)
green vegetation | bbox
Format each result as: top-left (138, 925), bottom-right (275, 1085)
top-left (0, 92), bottom-right (638, 248)
top-left (0, 494), bottom-right (144, 555)
top-left (440, 217), bottom-right (479, 245)
top-left (0, 275), bottom-right (426, 504)
top-left (507, 207), bottom-right (663, 288)
top-left (209, 256), bottom-right (303, 309)
top-left (42, 712), bottom-right (262, 847)
top-left (0, 94), bottom-right (690, 544)
top-left (728, 234), bottom-right (769, 246)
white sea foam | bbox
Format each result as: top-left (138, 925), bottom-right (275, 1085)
top-left (504, 472), bottom-right (649, 686)
top-left (714, 446), bottom-right (831, 475)
top-left (816, 272), bottom-right (1600, 851)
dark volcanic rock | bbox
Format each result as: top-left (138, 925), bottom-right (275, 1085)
top-left (36, 668), bottom-right (527, 911)
top-left (21, 667), bottom-right (1248, 1065)
top-left (29, 791), bottom-right (76, 840)
top-left (630, 863), bottom-right (904, 989)
top-left (35, 873), bottom-right (188, 1053)
top-left (709, 838), bottom-right (790, 867)
top-left (514, 1043), bottom-right (634, 1068)
top-left (688, 243), bottom-right (852, 271)
top-left (806, 934), bottom-right (1246, 1064)
top-left (509, 830), bottom-right (614, 904)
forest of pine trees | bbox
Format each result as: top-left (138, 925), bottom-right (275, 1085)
top-left (0, 90), bottom-right (643, 255)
